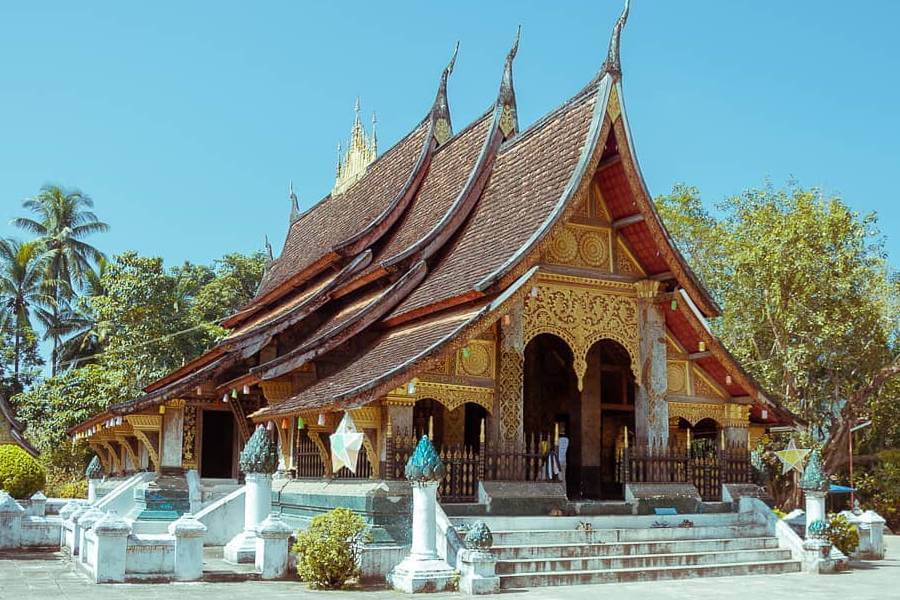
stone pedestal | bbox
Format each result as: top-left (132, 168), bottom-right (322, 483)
top-left (804, 491), bottom-right (827, 538)
top-left (458, 549), bottom-right (499, 595)
top-left (77, 509), bottom-right (105, 565)
top-left (255, 514), bottom-right (293, 579)
top-left (841, 509), bottom-right (887, 559)
top-left (225, 472), bottom-right (273, 563)
top-left (29, 491), bottom-right (47, 517)
top-left (90, 512), bottom-right (131, 583)
top-left (69, 505), bottom-right (95, 556)
top-left (169, 513), bottom-right (207, 581)
top-left (390, 481), bottom-right (455, 593)
top-left (801, 538), bottom-right (837, 574)
top-left (0, 492), bottom-right (24, 550)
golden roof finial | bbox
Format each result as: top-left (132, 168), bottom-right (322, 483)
top-left (333, 99), bottom-right (377, 196)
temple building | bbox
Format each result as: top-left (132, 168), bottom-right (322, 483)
top-left (1, 393), bottom-right (38, 457)
top-left (70, 7), bottom-right (797, 517)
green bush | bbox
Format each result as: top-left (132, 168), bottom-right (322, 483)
top-left (825, 514), bottom-right (859, 556)
top-left (0, 444), bottom-right (46, 498)
top-left (53, 479), bottom-right (88, 499)
top-left (292, 507), bottom-right (371, 589)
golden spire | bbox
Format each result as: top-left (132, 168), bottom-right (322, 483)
top-left (333, 98), bottom-right (377, 196)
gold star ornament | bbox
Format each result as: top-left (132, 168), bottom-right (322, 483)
top-left (775, 438), bottom-right (810, 475)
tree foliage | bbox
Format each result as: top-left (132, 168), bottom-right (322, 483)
top-left (657, 183), bottom-right (898, 434)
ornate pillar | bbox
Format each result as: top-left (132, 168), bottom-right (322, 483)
top-left (225, 425), bottom-right (278, 564)
top-left (181, 405), bottom-right (198, 471)
top-left (496, 301), bottom-right (524, 448)
top-left (723, 403), bottom-right (750, 447)
top-left (634, 281), bottom-right (668, 449)
top-left (160, 399), bottom-right (185, 473)
top-left (390, 436), bottom-right (455, 593)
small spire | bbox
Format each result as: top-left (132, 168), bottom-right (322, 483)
top-left (497, 26), bottom-right (521, 139)
top-left (431, 42), bottom-right (460, 145)
top-left (333, 100), bottom-right (377, 195)
top-left (601, 0), bottom-right (630, 81)
top-left (371, 111), bottom-right (378, 153)
top-left (289, 180), bottom-right (301, 222)
top-left (264, 234), bottom-right (274, 262)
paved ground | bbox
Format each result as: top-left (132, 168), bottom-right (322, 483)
top-left (1, 536), bottom-right (897, 599)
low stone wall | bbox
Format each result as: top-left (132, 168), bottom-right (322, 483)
top-left (0, 492), bottom-right (63, 550)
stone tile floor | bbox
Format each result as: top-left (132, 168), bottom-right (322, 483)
top-left (1, 536), bottom-right (897, 600)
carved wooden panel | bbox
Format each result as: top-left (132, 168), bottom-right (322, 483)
top-left (544, 223), bottom-right (612, 271)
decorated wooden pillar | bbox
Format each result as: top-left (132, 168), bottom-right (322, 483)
top-left (181, 405), bottom-right (199, 471)
top-left (634, 281), bottom-right (668, 449)
top-left (496, 300), bottom-right (524, 448)
top-left (160, 399), bottom-right (185, 472)
top-left (723, 403), bottom-right (750, 447)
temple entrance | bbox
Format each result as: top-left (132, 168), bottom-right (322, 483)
top-left (585, 339), bottom-right (636, 499)
top-left (200, 409), bottom-right (235, 479)
top-left (524, 333), bottom-right (581, 498)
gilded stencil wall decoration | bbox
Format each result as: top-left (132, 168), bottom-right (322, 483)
top-left (607, 85), bottom-right (621, 122)
top-left (181, 406), bottom-right (198, 468)
top-left (523, 275), bottom-right (640, 388)
top-left (497, 348), bottom-right (524, 442)
top-left (457, 340), bottom-right (495, 378)
top-left (693, 368), bottom-right (726, 399)
top-left (668, 401), bottom-right (723, 427)
top-left (544, 224), bottom-right (611, 270)
top-left (386, 381), bottom-right (494, 414)
top-left (667, 362), bottom-right (687, 394)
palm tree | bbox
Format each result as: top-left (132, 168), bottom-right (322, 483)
top-left (49, 258), bottom-right (111, 370)
top-left (0, 239), bottom-right (55, 390)
top-left (12, 185), bottom-right (109, 373)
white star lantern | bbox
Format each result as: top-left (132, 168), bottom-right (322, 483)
top-left (775, 438), bottom-right (810, 475)
top-left (329, 412), bottom-right (364, 474)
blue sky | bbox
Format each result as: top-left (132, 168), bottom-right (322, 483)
top-left (1, 1), bottom-right (898, 270)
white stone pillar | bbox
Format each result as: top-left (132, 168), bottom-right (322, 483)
top-left (255, 514), bottom-right (293, 579)
top-left (87, 479), bottom-right (100, 503)
top-left (804, 491), bottom-right (827, 538)
top-left (390, 436), bottom-right (454, 593)
top-left (411, 482), bottom-right (438, 560)
top-left (858, 510), bottom-right (886, 559)
top-left (458, 522), bottom-right (500, 595)
top-left (59, 500), bottom-right (86, 548)
top-left (90, 512), bottom-right (131, 583)
top-left (0, 492), bottom-right (24, 550)
top-left (225, 424), bottom-right (279, 564)
top-left (169, 513), bottom-right (207, 581)
top-left (69, 505), bottom-right (94, 556)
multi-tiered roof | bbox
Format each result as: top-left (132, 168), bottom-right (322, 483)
top-left (70, 3), bottom-right (796, 436)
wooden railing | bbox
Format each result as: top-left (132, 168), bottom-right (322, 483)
top-left (620, 442), bottom-right (753, 501)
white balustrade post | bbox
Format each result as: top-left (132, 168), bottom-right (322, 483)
top-left (90, 512), bottom-right (131, 583)
top-left (169, 513), bottom-right (207, 581)
top-left (0, 492), bottom-right (24, 550)
top-left (225, 425), bottom-right (278, 564)
top-left (255, 513), bottom-right (293, 579)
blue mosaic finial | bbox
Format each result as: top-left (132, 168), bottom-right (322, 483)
top-left (464, 521), bottom-right (494, 550)
top-left (799, 449), bottom-right (829, 492)
top-left (85, 455), bottom-right (103, 479)
top-left (808, 518), bottom-right (828, 539)
top-left (404, 435), bottom-right (445, 483)
top-left (239, 425), bottom-right (279, 475)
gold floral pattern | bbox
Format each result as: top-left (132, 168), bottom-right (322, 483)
top-left (544, 224), bottom-right (611, 270)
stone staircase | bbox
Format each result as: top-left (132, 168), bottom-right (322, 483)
top-left (451, 513), bottom-right (800, 588)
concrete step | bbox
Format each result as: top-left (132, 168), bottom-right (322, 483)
top-left (496, 547), bottom-right (793, 574)
top-left (450, 511), bottom-right (749, 531)
top-left (493, 535), bottom-right (779, 560)
top-left (487, 524), bottom-right (769, 546)
top-left (499, 559), bottom-right (801, 589)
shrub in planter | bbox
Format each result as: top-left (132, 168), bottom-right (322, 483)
top-left (292, 507), bottom-right (372, 589)
top-left (825, 513), bottom-right (859, 556)
top-left (0, 444), bottom-right (46, 498)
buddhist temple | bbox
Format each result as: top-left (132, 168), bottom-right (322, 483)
top-left (1, 392), bottom-right (38, 457)
top-left (70, 2), bottom-right (798, 531)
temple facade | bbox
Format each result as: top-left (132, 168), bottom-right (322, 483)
top-left (70, 8), bottom-right (797, 512)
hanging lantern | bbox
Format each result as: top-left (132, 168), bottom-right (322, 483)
top-left (725, 375), bottom-right (733, 385)
top-left (671, 297), bottom-right (678, 311)
top-left (159, 405), bottom-right (166, 415)
top-left (196, 386), bottom-right (202, 396)
top-left (231, 388), bottom-right (238, 399)
top-left (317, 413), bottom-right (326, 426)
top-left (698, 341), bottom-right (706, 352)
top-left (297, 416), bottom-right (305, 429)
top-left (407, 380), bottom-right (417, 395)
top-left (761, 408), bottom-right (768, 420)
top-left (530, 286), bottom-right (539, 298)
top-left (281, 418), bottom-right (289, 430)
top-left (223, 393), bottom-right (229, 403)
top-left (266, 421), bottom-right (274, 431)
top-left (502, 314), bottom-right (511, 326)
top-left (242, 384), bottom-right (250, 395)
top-left (461, 346), bottom-right (471, 359)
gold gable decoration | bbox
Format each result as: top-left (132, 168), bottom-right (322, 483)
top-left (333, 99), bottom-right (377, 196)
top-left (544, 223), bottom-right (612, 270)
top-left (668, 401), bottom-right (749, 429)
top-left (386, 380), bottom-right (494, 413)
top-left (456, 340), bottom-right (496, 378)
top-left (667, 361), bottom-right (687, 394)
top-left (607, 85), bottom-right (621, 122)
top-left (523, 274), bottom-right (640, 388)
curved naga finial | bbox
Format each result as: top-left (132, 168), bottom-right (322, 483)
top-left (264, 234), bottom-right (274, 262)
top-left (601, 0), bottom-right (630, 80)
top-left (431, 42), bottom-right (460, 145)
top-left (289, 180), bottom-right (301, 223)
top-left (497, 25), bottom-right (521, 138)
